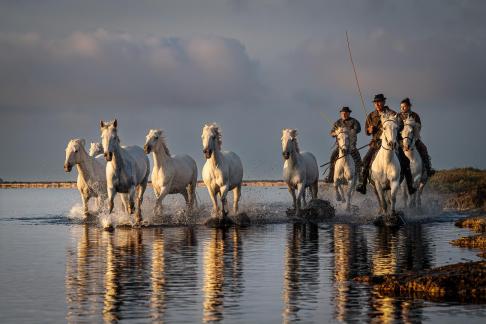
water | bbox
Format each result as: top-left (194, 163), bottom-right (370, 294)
top-left (0, 188), bottom-right (485, 323)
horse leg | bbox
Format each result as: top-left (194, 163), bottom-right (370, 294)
top-left (334, 180), bottom-right (342, 202)
top-left (390, 181), bottom-right (400, 215)
top-left (374, 184), bottom-right (386, 215)
top-left (311, 181), bottom-right (318, 200)
top-left (81, 192), bottom-right (90, 218)
top-left (346, 176), bottom-right (356, 212)
top-left (208, 188), bottom-right (220, 217)
top-left (154, 186), bottom-right (169, 217)
top-left (288, 187), bottom-right (297, 210)
top-left (219, 185), bottom-right (229, 218)
top-left (296, 183), bottom-right (305, 217)
top-left (120, 193), bottom-right (130, 213)
top-left (107, 186), bottom-right (116, 214)
top-left (233, 185), bottom-right (241, 215)
top-left (128, 186), bottom-right (136, 215)
top-left (182, 188), bottom-right (190, 210)
top-left (302, 187), bottom-right (307, 207)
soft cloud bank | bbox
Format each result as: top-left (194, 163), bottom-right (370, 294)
top-left (0, 30), bottom-right (262, 109)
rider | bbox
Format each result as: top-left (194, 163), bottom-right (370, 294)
top-left (398, 97), bottom-right (435, 178)
top-left (324, 106), bottom-right (362, 183)
top-left (356, 93), bottom-right (416, 195)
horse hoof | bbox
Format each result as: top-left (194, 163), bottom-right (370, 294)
top-left (103, 224), bottom-right (114, 232)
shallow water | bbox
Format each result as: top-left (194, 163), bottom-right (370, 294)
top-left (0, 188), bottom-right (485, 323)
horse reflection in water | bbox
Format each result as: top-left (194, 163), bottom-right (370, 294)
top-left (368, 225), bottom-right (432, 323)
top-left (332, 224), bottom-right (370, 322)
top-left (282, 223), bottom-right (320, 324)
top-left (203, 228), bottom-right (244, 323)
top-left (65, 226), bottom-right (199, 323)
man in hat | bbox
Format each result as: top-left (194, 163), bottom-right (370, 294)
top-left (324, 106), bottom-right (362, 183)
top-left (398, 97), bottom-right (435, 177)
top-left (356, 93), bottom-right (416, 195)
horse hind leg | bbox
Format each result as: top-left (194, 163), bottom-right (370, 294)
top-left (233, 185), bottom-right (241, 215)
top-left (311, 181), bottom-right (318, 200)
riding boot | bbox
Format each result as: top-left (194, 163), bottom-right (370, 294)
top-left (416, 140), bottom-right (435, 177)
top-left (356, 168), bottom-right (369, 195)
top-left (404, 166), bottom-right (417, 195)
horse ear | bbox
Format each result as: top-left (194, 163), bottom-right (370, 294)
top-left (100, 120), bottom-right (104, 128)
top-left (80, 139), bottom-right (86, 147)
top-left (113, 119), bottom-right (117, 128)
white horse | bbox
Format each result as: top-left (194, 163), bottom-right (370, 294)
top-left (64, 139), bottom-right (107, 217)
top-left (144, 129), bottom-right (198, 215)
top-left (401, 117), bottom-right (424, 208)
top-left (370, 113), bottom-right (401, 217)
top-left (333, 127), bottom-right (356, 211)
top-left (281, 129), bottom-right (319, 216)
top-left (201, 123), bottom-right (243, 218)
top-left (89, 142), bottom-right (104, 157)
top-left (100, 119), bottom-right (150, 224)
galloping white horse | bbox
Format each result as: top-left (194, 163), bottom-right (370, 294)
top-left (401, 117), bottom-right (424, 208)
top-left (144, 129), bottom-right (198, 214)
top-left (100, 119), bottom-right (150, 224)
top-left (370, 113), bottom-right (401, 217)
top-left (201, 123), bottom-right (243, 218)
top-left (89, 142), bottom-right (104, 157)
top-left (64, 139), bottom-right (107, 217)
top-left (281, 129), bottom-right (319, 216)
top-left (333, 127), bottom-right (356, 211)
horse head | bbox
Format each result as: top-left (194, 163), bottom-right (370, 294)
top-left (380, 113), bottom-right (399, 150)
top-left (89, 142), bottom-right (103, 157)
top-left (100, 119), bottom-right (119, 161)
top-left (402, 117), bottom-right (416, 151)
top-left (64, 138), bottom-right (86, 172)
top-left (281, 128), bottom-right (299, 160)
top-left (201, 123), bottom-right (222, 159)
top-left (335, 126), bottom-right (350, 156)
top-left (144, 129), bottom-right (170, 155)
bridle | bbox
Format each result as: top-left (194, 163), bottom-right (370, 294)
top-left (381, 119), bottom-right (397, 151)
top-left (402, 123), bottom-right (416, 151)
top-left (336, 129), bottom-right (350, 155)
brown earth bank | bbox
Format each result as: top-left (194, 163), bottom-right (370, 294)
top-left (453, 214), bottom-right (486, 259)
top-left (355, 261), bottom-right (486, 302)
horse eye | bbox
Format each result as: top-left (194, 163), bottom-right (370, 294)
top-left (154, 136), bottom-right (158, 140)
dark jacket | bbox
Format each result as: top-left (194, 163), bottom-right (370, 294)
top-left (365, 106), bottom-right (403, 145)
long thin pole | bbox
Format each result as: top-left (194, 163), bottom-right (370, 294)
top-left (319, 143), bottom-right (368, 167)
top-left (346, 31), bottom-right (368, 117)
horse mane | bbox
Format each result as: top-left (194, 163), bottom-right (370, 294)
top-left (404, 116), bottom-right (416, 128)
top-left (155, 130), bottom-right (171, 156)
top-left (282, 128), bottom-right (300, 153)
top-left (204, 123), bottom-right (223, 149)
top-left (70, 138), bottom-right (86, 149)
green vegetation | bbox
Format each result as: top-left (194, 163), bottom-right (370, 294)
top-left (428, 168), bottom-right (486, 210)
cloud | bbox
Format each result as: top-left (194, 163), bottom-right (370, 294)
top-left (0, 30), bottom-right (263, 109)
top-left (279, 27), bottom-right (486, 109)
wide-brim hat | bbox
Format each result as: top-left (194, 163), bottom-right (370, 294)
top-left (373, 93), bottom-right (386, 102)
top-left (340, 106), bottom-right (352, 113)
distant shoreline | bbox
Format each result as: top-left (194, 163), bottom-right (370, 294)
top-left (0, 180), bottom-right (295, 189)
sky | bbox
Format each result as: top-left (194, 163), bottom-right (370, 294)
top-left (1, 0), bottom-right (485, 180)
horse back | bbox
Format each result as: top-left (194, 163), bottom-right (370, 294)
top-left (222, 151), bottom-right (243, 187)
top-left (124, 145), bottom-right (150, 183)
top-left (173, 154), bottom-right (198, 183)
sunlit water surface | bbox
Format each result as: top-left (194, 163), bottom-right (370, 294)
top-left (0, 188), bottom-right (485, 323)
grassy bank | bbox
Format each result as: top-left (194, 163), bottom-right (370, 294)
top-left (427, 168), bottom-right (486, 211)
